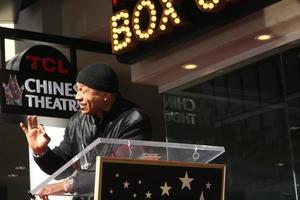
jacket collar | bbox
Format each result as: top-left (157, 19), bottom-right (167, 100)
top-left (96, 93), bottom-right (136, 126)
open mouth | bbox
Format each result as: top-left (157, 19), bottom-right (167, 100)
top-left (79, 103), bottom-right (87, 110)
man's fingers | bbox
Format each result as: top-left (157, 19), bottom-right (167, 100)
top-left (28, 115), bottom-right (38, 129)
top-left (32, 115), bottom-right (38, 128)
top-left (38, 124), bottom-right (51, 142)
top-left (38, 124), bottom-right (45, 133)
top-left (43, 133), bottom-right (51, 143)
top-left (27, 116), bottom-right (32, 129)
top-left (19, 122), bottom-right (28, 134)
top-left (38, 194), bottom-right (48, 200)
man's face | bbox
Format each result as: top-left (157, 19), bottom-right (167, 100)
top-left (75, 82), bottom-right (106, 116)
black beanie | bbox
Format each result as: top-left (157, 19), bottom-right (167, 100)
top-left (76, 63), bottom-right (119, 93)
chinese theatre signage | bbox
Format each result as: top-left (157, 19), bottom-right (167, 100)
top-left (0, 45), bottom-right (77, 118)
top-left (110, 0), bottom-right (280, 63)
top-left (94, 157), bottom-right (225, 200)
top-left (164, 95), bottom-right (197, 126)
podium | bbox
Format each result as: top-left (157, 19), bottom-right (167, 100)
top-left (29, 138), bottom-right (225, 200)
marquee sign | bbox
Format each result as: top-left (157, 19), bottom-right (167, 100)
top-left (110, 0), bottom-right (280, 63)
top-left (111, 0), bottom-right (230, 54)
top-left (0, 45), bottom-right (78, 118)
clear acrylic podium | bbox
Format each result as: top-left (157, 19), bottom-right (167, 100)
top-left (29, 138), bottom-right (225, 199)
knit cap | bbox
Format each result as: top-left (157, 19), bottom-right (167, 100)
top-left (76, 63), bottom-right (119, 92)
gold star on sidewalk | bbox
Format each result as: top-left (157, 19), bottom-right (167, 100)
top-left (160, 181), bottom-right (172, 196)
top-left (179, 171), bottom-right (194, 190)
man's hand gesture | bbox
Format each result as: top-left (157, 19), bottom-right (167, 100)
top-left (19, 115), bottom-right (51, 155)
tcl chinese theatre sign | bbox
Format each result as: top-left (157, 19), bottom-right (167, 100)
top-left (0, 45), bottom-right (78, 118)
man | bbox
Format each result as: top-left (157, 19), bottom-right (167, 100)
top-left (20, 63), bottom-right (152, 199)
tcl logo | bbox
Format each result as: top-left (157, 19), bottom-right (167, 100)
top-left (26, 55), bottom-right (69, 74)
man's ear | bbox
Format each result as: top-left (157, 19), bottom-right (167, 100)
top-left (104, 93), bottom-right (117, 104)
top-left (102, 92), bottom-right (113, 103)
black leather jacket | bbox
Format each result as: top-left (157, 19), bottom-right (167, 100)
top-left (34, 94), bottom-right (152, 195)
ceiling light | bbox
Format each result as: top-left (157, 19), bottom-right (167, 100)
top-left (255, 34), bottom-right (273, 41)
top-left (182, 64), bottom-right (198, 70)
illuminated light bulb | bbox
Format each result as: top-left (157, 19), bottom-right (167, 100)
top-left (149, 5), bottom-right (155, 9)
top-left (160, 24), bottom-right (166, 30)
top-left (112, 22), bottom-right (117, 27)
top-left (166, 2), bottom-right (172, 8)
top-left (174, 18), bottom-right (181, 24)
top-left (119, 12), bottom-right (124, 17)
top-left (125, 38), bottom-right (131, 43)
top-left (171, 13), bottom-right (177, 18)
top-left (137, 5), bottom-right (143, 10)
top-left (112, 28), bottom-right (118, 33)
top-left (162, 0), bottom-right (168, 2)
top-left (162, 17), bottom-right (168, 23)
top-left (139, 34), bottom-right (144, 39)
top-left (146, 1), bottom-right (151, 5)
top-left (203, 3), bottom-right (209, 9)
top-left (113, 34), bottom-right (118, 39)
top-left (141, 1), bottom-right (146, 6)
top-left (113, 40), bottom-right (119, 45)
top-left (136, 30), bottom-right (141, 34)
top-left (124, 13), bottom-right (129, 18)
top-left (111, 16), bottom-right (116, 21)
top-left (213, 0), bottom-right (219, 3)
top-left (124, 20), bottom-right (130, 25)
top-left (148, 29), bottom-right (153, 34)
top-left (151, 10), bottom-right (156, 15)
top-left (122, 42), bottom-right (127, 47)
top-left (134, 24), bottom-right (140, 30)
top-left (199, 0), bottom-right (204, 5)
top-left (169, 8), bottom-right (174, 13)
top-left (126, 32), bottom-right (132, 37)
top-left (114, 46), bottom-right (119, 51)
top-left (165, 10), bottom-right (170, 15)
top-left (134, 18), bottom-right (139, 23)
top-left (135, 11), bottom-right (140, 16)
top-left (209, 3), bottom-right (214, 9)
top-left (150, 23), bottom-right (156, 28)
top-left (151, 16), bottom-right (157, 21)
top-left (118, 44), bottom-right (122, 49)
top-left (182, 64), bottom-right (198, 70)
top-left (144, 33), bottom-right (149, 38)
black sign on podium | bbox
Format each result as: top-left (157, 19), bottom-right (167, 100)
top-left (95, 157), bottom-right (225, 200)
top-left (29, 138), bottom-right (225, 200)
